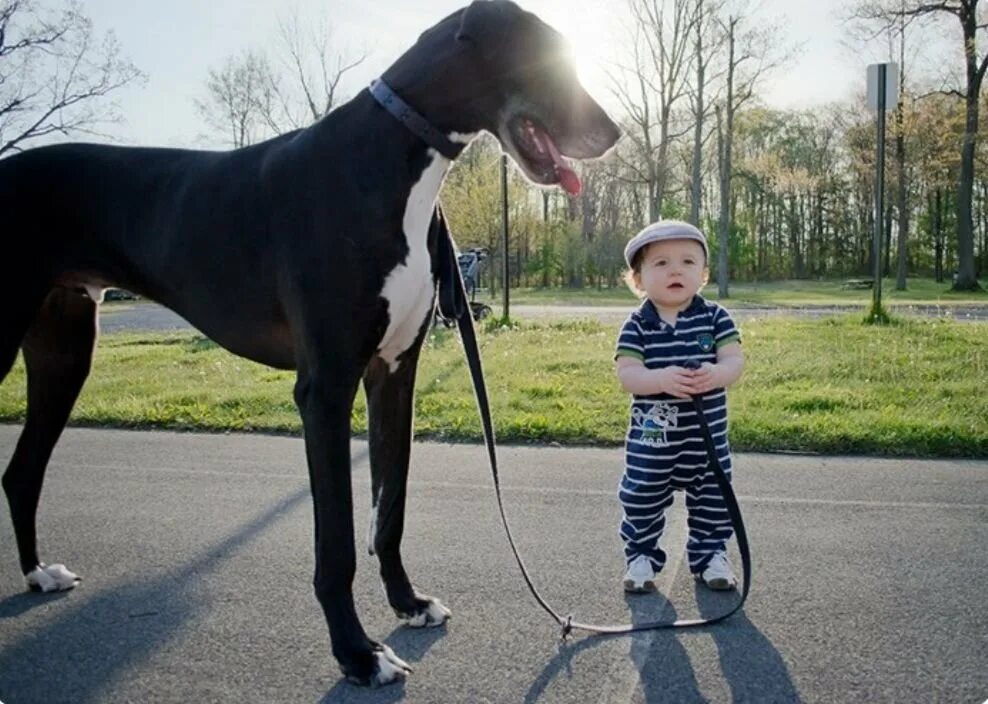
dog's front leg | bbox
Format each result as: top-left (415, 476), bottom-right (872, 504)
top-left (294, 365), bottom-right (411, 687)
top-left (364, 352), bottom-right (451, 629)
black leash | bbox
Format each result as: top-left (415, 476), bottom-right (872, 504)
top-left (436, 216), bottom-right (751, 640)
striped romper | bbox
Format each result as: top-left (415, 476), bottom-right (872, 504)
top-left (614, 295), bottom-right (741, 575)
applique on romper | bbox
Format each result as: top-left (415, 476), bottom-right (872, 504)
top-left (631, 401), bottom-right (679, 448)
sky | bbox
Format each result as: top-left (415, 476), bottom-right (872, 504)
top-left (76, 0), bottom-right (914, 149)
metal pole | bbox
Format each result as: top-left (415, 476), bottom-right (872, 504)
top-left (500, 153), bottom-right (510, 321)
top-left (873, 64), bottom-right (886, 316)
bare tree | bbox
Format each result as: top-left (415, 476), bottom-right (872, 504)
top-left (609, 31), bottom-right (660, 222)
top-left (0, 0), bottom-right (142, 158)
top-left (713, 4), bottom-right (788, 297)
top-left (854, 0), bottom-right (985, 290)
top-left (195, 50), bottom-right (276, 149)
top-left (268, 10), bottom-right (366, 131)
top-left (688, 0), bottom-right (726, 225)
top-left (893, 22), bottom-right (910, 290)
top-left (612, 0), bottom-right (698, 222)
top-left (196, 10), bottom-right (365, 147)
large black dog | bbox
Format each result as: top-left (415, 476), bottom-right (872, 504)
top-left (0, 0), bottom-right (619, 686)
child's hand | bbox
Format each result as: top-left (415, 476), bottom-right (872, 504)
top-left (657, 366), bottom-right (695, 399)
top-left (685, 362), bottom-right (722, 395)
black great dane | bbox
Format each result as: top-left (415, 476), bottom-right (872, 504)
top-left (0, 0), bottom-right (619, 686)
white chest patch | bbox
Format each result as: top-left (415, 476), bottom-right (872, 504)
top-left (376, 152), bottom-right (450, 372)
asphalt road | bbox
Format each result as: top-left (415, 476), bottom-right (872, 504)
top-left (97, 300), bottom-right (988, 335)
top-left (1, 426), bottom-right (986, 703)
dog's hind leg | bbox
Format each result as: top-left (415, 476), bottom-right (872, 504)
top-left (364, 353), bottom-right (451, 629)
top-left (2, 288), bottom-right (97, 592)
top-left (0, 284), bottom-right (51, 384)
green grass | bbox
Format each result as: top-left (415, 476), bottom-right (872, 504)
top-left (0, 316), bottom-right (985, 457)
top-left (492, 277), bottom-right (988, 307)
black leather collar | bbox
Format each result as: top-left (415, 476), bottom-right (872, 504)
top-left (369, 79), bottom-right (464, 160)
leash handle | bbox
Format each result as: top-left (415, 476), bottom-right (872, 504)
top-left (438, 218), bottom-right (750, 636)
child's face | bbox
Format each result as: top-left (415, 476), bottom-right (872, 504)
top-left (633, 239), bottom-right (708, 309)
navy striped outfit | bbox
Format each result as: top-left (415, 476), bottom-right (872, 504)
top-left (614, 295), bottom-right (741, 575)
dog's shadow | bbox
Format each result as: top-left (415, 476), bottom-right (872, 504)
top-left (0, 486), bottom-right (313, 704)
top-left (524, 586), bottom-right (800, 703)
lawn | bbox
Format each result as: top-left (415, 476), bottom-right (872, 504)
top-left (1, 316), bottom-right (985, 458)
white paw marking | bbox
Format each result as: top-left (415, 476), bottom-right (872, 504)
top-left (372, 644), bottom-right (412, 686)
top-left (401, 598), bottom-right (451, 628)
top-left (26, 563), bottom-right (80, 592)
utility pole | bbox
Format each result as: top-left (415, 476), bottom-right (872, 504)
top-left (500, 154), bottom-right (510, 321)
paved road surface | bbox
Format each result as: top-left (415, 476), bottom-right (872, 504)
top-left (1, 426), bottom-right (986, 703)
top-left (97, 300), bottom-right (988, 334)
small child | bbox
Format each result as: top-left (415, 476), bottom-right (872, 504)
top-left (614, 220), bottom-right (745, 593)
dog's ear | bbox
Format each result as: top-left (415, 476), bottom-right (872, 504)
top-left (456, 0), bottom-right (517, 55)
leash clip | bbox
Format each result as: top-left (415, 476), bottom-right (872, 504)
top-left (559, 614), bottom-right (573, 643)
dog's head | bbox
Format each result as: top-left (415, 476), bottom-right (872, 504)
top-left (456, 1), bottom-right (620, 195)
top-left (386, 0), bottom-right (621, 196)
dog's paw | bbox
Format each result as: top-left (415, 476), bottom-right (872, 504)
top-left (399, 597), bottom-right (451, 628)
top-left (26, 563), bottom-right (80, 593)
top-left (345, 644), bottom-right (412, 687)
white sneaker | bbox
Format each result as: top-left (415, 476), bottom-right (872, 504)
top-left (697, 552), bottom-right (737, 591)
top-left (623, 554), bottom-right (657, 593)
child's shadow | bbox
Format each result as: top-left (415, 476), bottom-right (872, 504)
top-left (524, 587), bottom-right (801, 703)
top-left (623, 592), bottom-right (708, 703)
top-left (694, 584), bottom-right (802, 703)
top-left (522, 592), bottom-right (704, 704)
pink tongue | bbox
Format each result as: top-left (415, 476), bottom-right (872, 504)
top-left (531, 125), bottom-right (582, 196)
top-left (556, 166), bottom-right (582, 197)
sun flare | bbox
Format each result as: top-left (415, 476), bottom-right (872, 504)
top-left (549, 8), bottom-right (617, 107)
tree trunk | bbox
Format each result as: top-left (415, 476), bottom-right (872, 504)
top-left (895, 107), bottom-right (909, 290)
top-left (884, 203), bottom-right (894, 278)
top-left (655, 106), bottom-right (671, 219)
top-left (716, 24), bottom-right (735, 298)
top-left (934, 187), bottom-right (944, 283)
top-left (954, 3), bottom-right (984, 290)
top-left (789, 195), bottom-right (804, 278)
top-left (982, 180), bottom-right (988, 275)
top-left (690, 0), bottom-right (705, 226)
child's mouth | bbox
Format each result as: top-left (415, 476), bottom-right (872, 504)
top-left (668, 283), bottom-right (684, 289)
